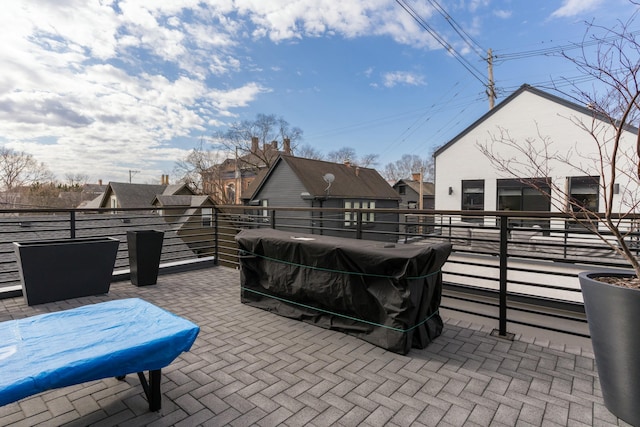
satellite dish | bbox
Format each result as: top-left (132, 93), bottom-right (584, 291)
top-left (322, 173), bottom-right (335, 194)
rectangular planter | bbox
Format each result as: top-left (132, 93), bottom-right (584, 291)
top-left (14, 237), bottom-right (120, 306)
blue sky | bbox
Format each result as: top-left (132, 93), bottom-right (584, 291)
top-left (0, 0), bottom-right (637, 184)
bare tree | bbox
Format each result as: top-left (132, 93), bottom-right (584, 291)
top-left (0, 147), bottom-right (54, 191)
top-left (174, 139), bottom-right (224, 194)
top-left (326, 147), bottom-right (379, 167)
top-left (215, 113), bottom-right (303, 171)
top-left (64, 173), bottom-right (89, 188)
top-left (293, 144), bottom-right (325, 160)
top-left (382, 154), bottom-right (433, 182)
top-left (478, 10), bottom-right (640, 281)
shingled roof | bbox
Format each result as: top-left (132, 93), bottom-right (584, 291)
top-left (396, 179), bottom-right (435, 196)
top-left (96, 182), bottom-right (195, 209)
top-left (244, 155), bottom-right (400, 200)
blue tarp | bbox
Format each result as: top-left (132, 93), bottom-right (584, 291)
top-left (0, 298), bottom-right (199, 406)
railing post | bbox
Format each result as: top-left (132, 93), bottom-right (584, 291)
top-left (492, 215), bottom-right (514, 340)
top-left (70, 211), bottom-right (76, 239)
top-left (270, 210), bottom-right (276, 229)
top-left (214, 210), bottom-right (219, 266)
top-left (356, 211), bottom-right (363, 239)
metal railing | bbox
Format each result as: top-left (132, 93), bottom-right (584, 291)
top-left (2, 205), bottom-right (638, 341)
top-left (215, 206), bottom-right (639, 341)
top-left (0, 206), bottom-right (217, 297)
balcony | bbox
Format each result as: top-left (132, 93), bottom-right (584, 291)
top-left (1, 265), bottom-right (627, 426)
top-left (0, 207), bottom-right (637, 425)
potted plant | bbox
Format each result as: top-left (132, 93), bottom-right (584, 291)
top-left (479, 8), bottom-right (640, 425)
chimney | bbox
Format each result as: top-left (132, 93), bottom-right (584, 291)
top-left (344, 159), bottom-right (351, 167)
top-left (271, 140), bottom-right (278, 150)
top-left (412, 172), bottom-right (421, 181)
top-left (251, 136), bottom-right (259, 153)
top-left (283, 138), bottom-right (291, 154)
top-left (355, 167), bottom-right (360, 177)
top-left (98, 179), bottom-right (102, 186)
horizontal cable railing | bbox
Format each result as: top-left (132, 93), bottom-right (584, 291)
top-left (215, 206), bottom-right (639, 340)
top-left (0, 207), bottom-right (217, 297)
top-left (2, 205), bottom-right (638, 341)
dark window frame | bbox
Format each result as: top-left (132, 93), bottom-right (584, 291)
top-left (461, 179), bottom-right (485, 224)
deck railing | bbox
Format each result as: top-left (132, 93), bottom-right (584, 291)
top-left (1, 205), bottom-right (638, 341)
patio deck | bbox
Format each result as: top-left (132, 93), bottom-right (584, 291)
top-left (0, 266), bottom-right (630, 427)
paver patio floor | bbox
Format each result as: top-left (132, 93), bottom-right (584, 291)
top-left (0, 266), bottom-right (629, 426)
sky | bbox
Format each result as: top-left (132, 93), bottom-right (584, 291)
top-left (1, 0), bottom-right (638, 185)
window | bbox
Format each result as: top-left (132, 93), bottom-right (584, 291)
top-left (567, 176), bottom-right (599, 230)
top-left (461, 180), bottom-right (484, 224)
top-left (568, 176), bottom-right (599, 212)
top-left (201, 208), bottom-right (213, 227)
top-left (344, 200), bottom-right (375, 226)
top-left (497, 178), bottom-right (550, 211)
top-left (497, 178), bottom-right (551, 229)
top-left (398, 185), bottom-right (406, 195)
top-left (226, 184), bottom-right (235, 204)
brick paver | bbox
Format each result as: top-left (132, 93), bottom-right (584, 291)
top-left (0, 266), bottom-right (632, 426)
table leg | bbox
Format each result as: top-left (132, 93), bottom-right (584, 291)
top-left (137, 370), bottom-right (162, 411)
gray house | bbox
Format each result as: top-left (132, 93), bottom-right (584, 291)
top-left (242, 155), bottom-right (401, 242)
top-left (393, 175), bottom-right (436, 239)
top-left (95, 182), bottom-right (195, 210)
top-left (392, 174), bottom-right (435, 210)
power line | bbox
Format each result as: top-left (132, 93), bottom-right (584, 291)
top-left (424, 0), bottom-right (485, 59)
top-left (493, 29), bottom-right (640, 62)
top-left (395, 0), bottom-right (488, 87)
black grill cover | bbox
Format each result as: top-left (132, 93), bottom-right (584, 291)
top-left (236, 228), bottom-right (452, 354)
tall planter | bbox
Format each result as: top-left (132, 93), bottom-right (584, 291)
top-left (127, 230), bottom-right (164, 286)
top-left (579, 271), bottom-right (640, 426)
top-left (14, 237), bottom-right (120, 306)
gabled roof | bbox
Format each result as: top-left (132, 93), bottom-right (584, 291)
top-left (152, 195), bottom-right (195, 206)
top-left (244, 155), bottom-right (400, 201)
top-left (77, 193), bottom-right (104, 209)
top-left (393, 179), bottom-right (435, 196)
top-left (82, 184), bottom-right (107, 194)
top-left (163, 184), bottom-right (195, 196)
top-left (101, 182), bottom-right (166, 208)
top-left (97, 182), bottom-right (196, 209)
top-left (152, 194), bottom-right (214, 207)
top-left (434, 83), bottom-right (640, 158)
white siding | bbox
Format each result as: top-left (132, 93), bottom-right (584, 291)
top-left (435, 88), bottom-right (637, 214)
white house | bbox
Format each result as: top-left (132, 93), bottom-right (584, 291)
top-left (434, 84), bottom-right (639, 223)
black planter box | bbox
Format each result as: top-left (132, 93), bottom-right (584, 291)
top-left (127, 230), bottom-right (164, 286)
top-left (14, 237), bottom-right (120, 306)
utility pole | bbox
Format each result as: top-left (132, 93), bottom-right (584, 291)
top-left (235, 147), bottom-right (240, 204)
top-left (129, 170), bottom-right (140, 183)
top-left (487, 48), bottom-right (496, 110)
top-left (419, 168), bottom-right (424, 210)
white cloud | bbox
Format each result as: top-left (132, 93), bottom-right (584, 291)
top-left (0, 0), bottom-right (471, 182)
top-left (233, 0), bottom-right (442, 49)
top-left (494, 10), bottom-right (512, 19)
top-left (382, 71), bottom-right (426, 88)
top-left (0, 1), bottom-right (272, 182)
top-left (550, 0), bottom-right (604, 18)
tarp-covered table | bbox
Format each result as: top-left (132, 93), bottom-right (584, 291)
top-left (236, 229), bottom-right (452, 354)
top-left (0, 298), bottom-right (199, 411)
